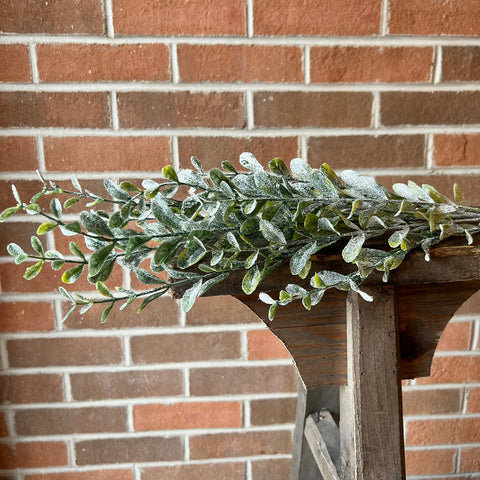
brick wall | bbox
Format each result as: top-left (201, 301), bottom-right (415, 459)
top-left (0, 0), bottom-right (479, 479)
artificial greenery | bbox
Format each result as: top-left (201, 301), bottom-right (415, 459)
top-left (2, 153), bottom-right (480, 322)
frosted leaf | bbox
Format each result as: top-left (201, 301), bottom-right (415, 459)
top-left (341, 170), bottom-right (386, 200)
top-left (239, 152), bottom-right (263, 172)
top-left (290, 158), bottom-right (312, 179)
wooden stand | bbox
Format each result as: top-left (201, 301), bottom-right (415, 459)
top-left (172, 242), bottom-right (480, 480)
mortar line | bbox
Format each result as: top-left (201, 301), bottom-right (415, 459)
top-left (127, 404), bottom-right (134, 432)
top-left (171, 43), bottom-right (180, 83)
top-left (380, 0), bottom-right (390, 36)
top-left (246, 90), bottom-right (254, 130)
top-left (303, 45), bottom-right (310, 85)
top-left (300, 135), bottom-right (308, 162)
top-left (36, 136), bottom-right (46, 172)
top-left (246, 0), bottom-right (254, 37)
top-left (63, 373), bottom-right (73, 402)
top-left (372, 91), bottom-right (381, 129)
top-left (471, 319), bottom-right (480, 350)
top-left (172, 136), bottom-right (180, 171)
top-left (433, 45), bottom-right (443, 84)
top-left (110, 91), bottom-right (120, 130)
top-left (104, 0), bottom-right (115, 38)
top-left (426, 133), bottom-right (435, 169)
top-left (28, 41), bottom-right (40, 83)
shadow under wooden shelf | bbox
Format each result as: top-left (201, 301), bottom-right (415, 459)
top-left (171, 241), bottom-right (480, 480)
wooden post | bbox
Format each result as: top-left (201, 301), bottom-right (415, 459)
top-left (340, 286), bottom-right (405, 480)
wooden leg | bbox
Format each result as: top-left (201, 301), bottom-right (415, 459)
top-left (290, 376), bottom-right (339, 480)
top-left (340, 286), bottom-right (405, 480)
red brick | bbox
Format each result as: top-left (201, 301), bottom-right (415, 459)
top-left (71, 370), bottom-right (183, 401)
top-left (7, 337), bottom-right (123, 367)
top-left (37, 44), bottom-right (170, 82)
top-left (381, 92), bottom-right (480, 126)
top-left (75, 436), bottom-right (183, 464)
top-left (0, 374), bottom-right (63, 404)
top-left (251, 458), bottom-right (292, 480)
top-left (118, 92), bottom-right (245, 129)
top-left (186, 296), bottom-right (262, 325)
top-left (0, 44), bottom-right (30, 82)
top-left (0, 0), bottom-right (104, 34)
top-left (134, 401), bottom-right (242, 431)
top-left (131, 331), bottom-right (241, 364)
top-left (64, 296), bottom-right (179, 330)
top-left (114, 0), bottom-right (245, 35)
top-left (434, 134), bottom-right (480, 167)
top-left (25, 471), bottom-right (134, 480)
top-left (311, 47), bottom-right (433, 83)
top-left (406, 418), bottom-right (480, 445)
top-left (467, 388), bottom-right (480, 413)
top-left (250, 397), bottom-right (296, 425)
top-left (141, 463), bottom-right (245, 480)
top-left (248, 329), bottom-right (290, 360)
top-left (44, 136), bottom-right (171, 172)
top-left (402, 388), bottom-right (462, 415)
top-left (15, 407), bottom-right (127, 435)
top-left (0, 302), bottom-right (54, 332)
top-left (178, 45), bottom-right (302, 83)
top-left (437, 321), bottom-right (472, 351)
top-left (254, 0), bottom-right (381, 35)
top-left (0, 222), bottom-right (43, 258)
top-left (389, 0), bottom-right (480, 36)
top-left (178, 136), bottom-right (299, 171)
top-left (405, 449), bottom-right (456, 475)
top-left (0, 137), bottom-right (37, 171)
top-left (0, 92), bottom-right (110, 128)
top-left (457, 290), bottom-right (480, 315)
top-left (190, 365), bottom-right (297, 396)
top-left (0, 413), bottom-right (8, 437)
top-left (190, 430), bottom-right (292, 459)
top-left (461, 447), bottom-right (480, 473)
top-left (254, 92), bottom-right (372, 128)
top-left (416, 356), bottom-right (480, 384)
top-left (0, 441), bottom-right (68, 469)
top-left (308, 135), bottom-right (425, 170)
top-left (443, 47), bottom-right (480, 82)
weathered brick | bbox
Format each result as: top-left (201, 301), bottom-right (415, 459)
top-left (250, 397), bottom-right (296, 425)
top-left (416, 356), bottom-right (480, 384)
top-left (64, 296), bottom-right (179, 330)
top-left (248, 329), bottom-right (290, 360)
top-left (15, 407), bottom-right (127, 435)
top-left (443, 47), bottom-right (480, 82)
top-left (75, 436), bottom-right (183, 465)
top-left (186, 296), bottom-right (262, 325)
top-left (467, 388), bottom-right (480, 413)
top-left (190, 365), bottom-right (297, 396)
top-left (389, 0), bottom-right (480, 36)
top-left (7, 337), bottom-right (123, 367)
top-left (0, 137), bottom-right (37, 171)
top-left (402, 388), bottom-right (462, 415)
top-left (0, 222), bottom-right (42, 258)
top-left (190, 430), bottom-right (292, 459)
top-left (178, 136), bottom-right (299, 171)
top-left (37, 44), bottom-right (170, 82)
top-left (118, 92), bottom-right (245, 129)
top-left (44, 136), bottom-right (171, 172)
top-left (461, 447), bottom-right (480, 473)
top-left (0, 302), bottom-right (54, 332)
top-left (25, 471), bottom-right (134, 480)
top-left (114, 0), bottom-right (245, 35)
top-left (71, 370), bottom-right (183, 401)
top-left (311, 47), bottom-right (433, 83)
top-left (437, 321), bottom-right (472, 351)
top-left (0, 441), bottom-right (68, 469)
top-left (406, 418), bottom-right (480, 445)
top-left (405, 449), bottom-right (456, 475)
top-left (0, 413), bottom-right (8, 437)
top-left (141, 463), bottom-right (245, 480)
top-left (134, 401), bottom-right (242, 431)
top-left (0, 0), bottom-right (104, 34)
top-left (0, 44), bottom-right (30, 82)
top-left (381, 92), bottom-right (480, 126)
top-left (131, 331), bottom-right (241, 364)
top-left (178, 45), bottom-right (302, 83)
top-left (254, 92), bottom-right (372, 128)
top-left (254, 0), bottom-right (381, 35)
top-left (434, 134), bottom-right (480, 167)
top-left (251, 458), bottom-right (292, 480)
top-left (0, 374), bottom-right (63, 404)
top-left (308, 135), bottom-right (425, 170)
top-left (0, 92), bottom-right (110, 128)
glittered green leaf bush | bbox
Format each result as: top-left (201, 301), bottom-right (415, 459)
top-left (2, 153), bottom-right (479, 322)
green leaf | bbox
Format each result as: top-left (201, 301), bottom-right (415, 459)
top-left (80, 303), bottom-right (94, 314)
top-left (259, 292), bottom-right (276, 305)
top-left (60, 221), bottom-right (82, 236)
top-left (244, 250), bottom-right (259, 269)
top-left (11, 184), bottom-right (21, 204)
top-left (50, 198), bottom-right (62, 219)
top-left (120, 181), bottom-right (142, 193)
top-left (260, 219), bottom-right (286, 244)
top-left (177, 242), bottom-right (207, 269)
top-left (190, 156), bottom-right (203, 173)
top-left (269, 157), bottom-right (290, 176)
top-left (61, 264), bottom-right (84, 284)
top-left (62, 305), bottom-right (77, 323)
top-left (69, 241), bottom-right (86, 260)
top-left (152, 240), bottom-right (179, 268)
top-left (0, 205), bottom-right (21, 222)
top-left (388, 229), bottom-right (409, 248)
top-left (151, 197), bottom-right (182, 231)
top-left (64, 197), bottom-right (80, 209)
top-left (242, 265), bottom-right (262, 295)
top-left (181, 279), bottom-right (203, 312)
top-left (268, 301), bottom-right (278, 320)
top-left (342, 232), bottom-right (365, 263)
top-left (31, 236), bottom-right (44, 255)
top-left (59, 286), bottom-right (75, 303)
top-left (209, 168), bottom-right (228, 187)
top-left (134, 268), bottom-right (167, 286)
top-left (104, 179), bottom-right (132, 201)
top-left (125, 235), bottom-right (152, 259)
top-left (453, 184), bottom-right (466, 205)
top-left (88, 243), bottom-right (115, 277)
top-left (96, 281), bottom-right (113, 298)
top-left (37, 222), bottom-right (57, 235)
top-left (7, 243), bottom-right (25, 258)
top-left (71, 174), bottom-right (82, 193)
top-left (290, 241), bottom-right (319, 276)
top-left (80, 212), bottom-right (113, 237)
top-left (101, 303), bottom-right (114, 323)
top-left (24, 261), bottom-right (44, 280)
top-left (221, 160), bottom-right (237, 173)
